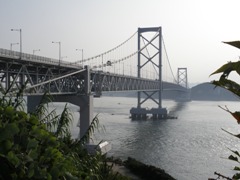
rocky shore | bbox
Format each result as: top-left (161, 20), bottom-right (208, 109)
top-left (108, 157), bottom-right (176, 180)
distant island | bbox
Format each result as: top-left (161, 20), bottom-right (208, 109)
top-left (190, 82), bottom-right (239, 101)
top-left (102, 82), bottom-right (240, 101)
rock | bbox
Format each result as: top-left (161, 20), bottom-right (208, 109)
top-left (124, 157), bottom-right (176, 180)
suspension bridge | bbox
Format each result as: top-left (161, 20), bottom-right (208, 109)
top-left (0, 26), bottom-right (189, 138)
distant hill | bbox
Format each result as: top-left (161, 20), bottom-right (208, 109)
top-left (101, 82), bottom-right (240, 101)
top-left (190, 82), bottom-right (239, 101)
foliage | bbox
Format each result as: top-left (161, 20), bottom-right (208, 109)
top-left (0, 95), bottom-right (74, 179)
top-left (210, 41), bottom-right (240, 179)
top-left (80, 115), bottom-right (100, 145)
top-left (0, 91), bottom-right (128, 179)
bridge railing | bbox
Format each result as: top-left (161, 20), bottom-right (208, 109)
top-left (0, 48), bottom-right (83, 69)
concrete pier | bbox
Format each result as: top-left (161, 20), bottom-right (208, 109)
top-left (27, 66), bottom-right (93, 139)
top-left (130, 107), bottom-right (167, 120)
top-left (27, 94), bottom-right (93, 139)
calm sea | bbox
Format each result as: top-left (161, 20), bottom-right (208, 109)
top-left (63, 96), bottom-right (240, 180)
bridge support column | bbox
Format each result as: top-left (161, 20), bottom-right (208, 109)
top-left (27, 66), bottom-right (93, 139)
top-left (27, 95), bottom-right (42, 113)
top-left (50, 94), bottom-right (93, 139)
top-left (27, 94), bottom-right (93, 139)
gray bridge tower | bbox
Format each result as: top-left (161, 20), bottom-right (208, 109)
top-left (130, 27), bottom-right (168, 119)
top-left (176, 67), bottom-right (191, 101)
top-left (177, 68), bottom-right (188, 88)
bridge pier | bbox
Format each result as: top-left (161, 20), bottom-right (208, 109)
top-left (130, 107), bottom-right (168, 120)
top-left (27, 66), bottom-right (93, 139)
top-left (27, 94), bottom-right (93, 139)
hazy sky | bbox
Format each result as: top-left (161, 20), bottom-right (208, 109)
top-left (1, 0), bottom-right (240, 84)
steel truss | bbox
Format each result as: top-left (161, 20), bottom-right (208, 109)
top-left (91, 71), bottom-right (160, 96)
top-left (0, 49), bottom-right (86, 95)
top-left (0, 48), bottom-right (186, 97)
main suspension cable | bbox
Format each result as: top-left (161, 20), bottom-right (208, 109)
top-left (72, 31), bottom-right (138, 64)
top-left (162, 35), bottom-right (177, 82)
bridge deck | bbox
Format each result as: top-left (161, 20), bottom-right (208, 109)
top-left (0, 48), bottom-right (187, 95)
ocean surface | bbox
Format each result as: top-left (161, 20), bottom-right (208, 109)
top-left (63, 96), bottom-right (240, 180)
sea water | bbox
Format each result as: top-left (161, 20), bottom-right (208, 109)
top-left (62, 96), bottom-right (240, 180)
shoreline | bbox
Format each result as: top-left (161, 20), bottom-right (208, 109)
top-left (107, 157), bottom-right (176, 180)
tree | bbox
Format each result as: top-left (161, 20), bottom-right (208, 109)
top-left (210, 41), bottom-right (240, 179)
top-left (0, 91), bottom-right (128, 179)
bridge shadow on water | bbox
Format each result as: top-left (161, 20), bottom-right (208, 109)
top-left (168, 101), bottom-right (188, 118)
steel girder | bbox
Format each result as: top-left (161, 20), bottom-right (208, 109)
top-left (0, 48), bottom-right (187, 96)
top-left (0, 62), bottom-right (85, 95)
top-left (90, 71), bottom-right (159, 93)
top-left (0, 50), bottom-right (86, 95)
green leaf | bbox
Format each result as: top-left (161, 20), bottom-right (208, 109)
top-left (223, 41), bottom-right (240, 49)
top-left (210, 62), bottom-right (234, 76)
top-left (6, 123), bottom-right (20, 135)
top-left (211, 78), bottom-right (240, 97)
top-left (0, 140), bottom-right (13, 154)
top-left (0, 123), bottom-right (20, 142)
top-left (228, 155), bottom-right (239, 162)
top-left (228, 149), bottom-right (240, 158)
top-left (5, 106), bottom-right (15, 119)
top-left (7, 151), bottom-right (20, 167)
top-left (27, 138), bottom-right (39, 150)
top-left (28, 149), bottom-right (39, 160)
top-left (210, 61), bottom-right (240, 77)
top-left (47, 173), bottom-right (52, 180)
top-left (234, 166), bottom-right (240, 171)
top-left (222, 128), bottom-right (240, 139)
top-left (28, 163), bottom-right (35, 178)
top-left (3, 140), bottom-right (13, 151)
top-left (233, 173), bottom-right (240, 179)
top-left (50, 166), bottom-right (60, 179)
top-left (29, 115), bottom-right (39, 125)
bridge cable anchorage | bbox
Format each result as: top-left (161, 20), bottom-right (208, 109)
top-left (91, 28), bottom-right (161, 71)
top-left (71, 31), bottom-right (138, 65)
top-left (162, 35), bottom-right (177, 83)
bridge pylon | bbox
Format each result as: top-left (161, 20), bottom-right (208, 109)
top-left (130, 27), bottom-right (168, 120)
top-left (177, 68), bottom-right (188, 89)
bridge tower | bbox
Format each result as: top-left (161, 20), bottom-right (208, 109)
top-left (130, 27), bottom-right (168, 120)
top-left (177, 68), bottom-right (188, 88)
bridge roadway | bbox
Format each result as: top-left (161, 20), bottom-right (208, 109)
top-left (0, 48), bottom-right (186, 95)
